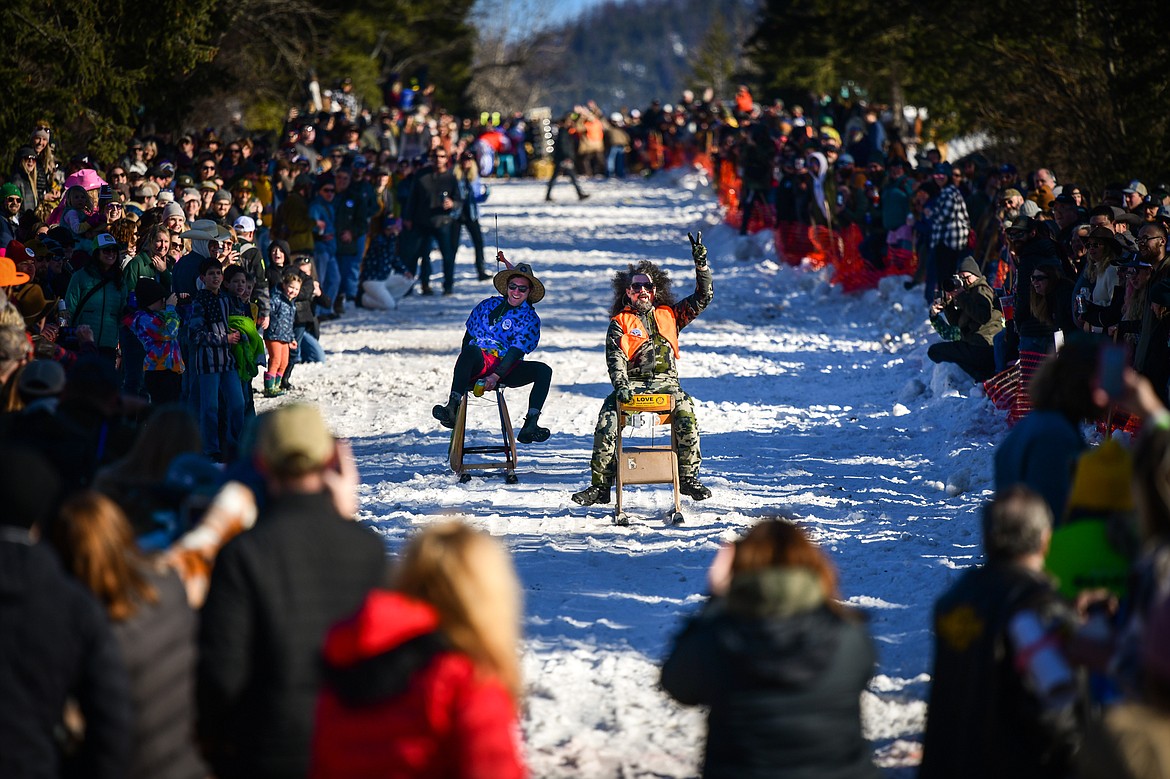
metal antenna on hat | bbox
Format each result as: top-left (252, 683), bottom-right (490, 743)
top-left (494, 214), bottom-right (500, 266)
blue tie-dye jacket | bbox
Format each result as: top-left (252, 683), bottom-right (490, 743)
top-left (465, 296), bottom-right (540, 357)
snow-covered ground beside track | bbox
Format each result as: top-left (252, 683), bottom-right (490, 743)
top-left (265, 168), bottom-right (1009, 777)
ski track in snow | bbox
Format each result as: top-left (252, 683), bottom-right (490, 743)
top-left (260, 169), bottom-right (1006, 777)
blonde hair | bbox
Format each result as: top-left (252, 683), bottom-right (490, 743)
top-left (395, 521), bottom-right (523, 702)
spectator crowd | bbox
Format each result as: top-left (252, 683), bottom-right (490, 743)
top-left (2, 73), bottom-right (1170, 779)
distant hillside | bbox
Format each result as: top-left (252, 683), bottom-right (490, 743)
top-left (536, 0), bottom-right (760, 114)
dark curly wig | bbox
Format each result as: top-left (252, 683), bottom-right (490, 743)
top-left (610, 260), bottom-right (677, 316)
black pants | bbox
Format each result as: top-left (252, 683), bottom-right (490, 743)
top-left (545, 161), bottom-right (584, 198)
top-left (456, 217), bottom-right (486, 276)
top-left (144, 370), bottom-right (182, 405)
top-left (448, 343), bottom-right (552, 412)
top-left (928, 341), bottom-right (996, 382)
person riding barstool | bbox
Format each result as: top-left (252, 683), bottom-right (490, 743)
top-left (431, 253), bottom-right (553, 446)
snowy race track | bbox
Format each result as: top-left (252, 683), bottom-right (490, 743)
top-left (266, 170), bottom-right (1008, 777)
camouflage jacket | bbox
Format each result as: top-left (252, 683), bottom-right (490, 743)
top-left (606, 262), bottom-right (713, 391)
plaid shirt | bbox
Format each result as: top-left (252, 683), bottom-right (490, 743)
top-left (930, 183), bottom-right (971, 251)
top-left (188, 289), bottom-right (239, 374)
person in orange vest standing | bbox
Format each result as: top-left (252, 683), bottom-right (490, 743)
top-left (572, 232), bottom-right (713, 506)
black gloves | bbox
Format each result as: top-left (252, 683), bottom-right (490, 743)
top-left (616, 387), bottom-right (633, 404)
top-left (688, 231), bottom-right (707, 267)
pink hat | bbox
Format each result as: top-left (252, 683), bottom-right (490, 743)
top-left (62, 168), bottom-right (107, 191)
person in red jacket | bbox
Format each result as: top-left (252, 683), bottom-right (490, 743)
top-left (311, 521), bottom-right (526, 779)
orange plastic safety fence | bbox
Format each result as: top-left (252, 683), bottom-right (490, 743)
top-left (984, 364), bottom-right (1021, 411)
top-left (1008, 351), bottom-right (1048, 426)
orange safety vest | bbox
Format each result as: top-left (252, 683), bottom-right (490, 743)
top-left (613, 307), bottom-right (679, 361)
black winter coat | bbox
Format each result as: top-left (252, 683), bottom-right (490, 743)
top-left (113, 567), bottom-right (206, 779)
top-left (196, 491), bottom-right (387, 779)
top-left (919, 563), bottom-right (1080, 779)
top-left (0, 538), bottom-right (131, 779)
top-left (661, 568), bottom-right (879, 779)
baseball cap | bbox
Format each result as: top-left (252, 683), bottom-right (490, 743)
top-left (255, 403), bottom-right (337, 477)
top-left (94, 233), bottom-right (119, 250)
top-left (1123, 180), bottom-right (1148, 196)
top-left (232, 215), bottom-right (256, 233)
top-left (18, 359), bottom-right (66, 398)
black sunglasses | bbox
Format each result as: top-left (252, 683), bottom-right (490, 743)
top-left (629, 282), bottom-right (654, 291)
top-left (507, 283), bottom-right (529, 292)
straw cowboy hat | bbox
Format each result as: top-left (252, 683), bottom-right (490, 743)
top-left (493, 262), bottom-right (545, 304)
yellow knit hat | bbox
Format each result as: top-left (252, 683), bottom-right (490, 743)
top-left (1066, 439), bottom-right (1134, 513)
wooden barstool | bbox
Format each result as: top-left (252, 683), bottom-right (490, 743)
top-left (448, 388), bottom-right (518, 484)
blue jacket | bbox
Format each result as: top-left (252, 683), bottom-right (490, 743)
top-left (309, 196), bottom-right (336, 251)
top-left (994, 409), bottom-right (1085, 521)
top-left (465, 296), bottom-right (540, 357)
top-left (265, 289), bottom-right (297, 343)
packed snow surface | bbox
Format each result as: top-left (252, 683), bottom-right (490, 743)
top-left (268, 169), bottom-right (1006, 777)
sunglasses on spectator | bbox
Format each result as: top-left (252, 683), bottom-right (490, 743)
top-left (629, 282), bottom-right (654, 291)
top-left (21, 155), bottom-right (36, 161)
top-left (202, 165), bottom-right (217, 171)
top-left (5, 196), bottom-right (22, 203)
top-left (507, 283), bottom-right (529, 292)
top-left (1030, 275), bottom-right (1049, 282)
top-left (228, 147), bottom-right (241, 153)
top-left (1086, 241), bottom-right (1105, 248)
top-left (320, 187), bottom-right (335, 193)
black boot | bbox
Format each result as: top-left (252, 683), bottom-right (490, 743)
top-left (431, 393), bottom-right (462, 429)
top-left (571, 482), bottom-right (611, 506)
top-left (680, 476), bottom-right (712, 501)
top-left (516, 412), bottom-right (550, 444)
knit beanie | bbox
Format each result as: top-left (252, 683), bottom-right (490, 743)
top-left (1066, 439), bottom-right (1134, 513)
top-left (162, 202), bottom-right (185, 220)
top-left (135, 278), bottom-right (167, 309)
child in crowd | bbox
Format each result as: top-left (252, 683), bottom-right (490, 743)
top-left (359, 215), bottom-right (412, 310)
top-left (188, 258), bottom-right (244, 461)
top-left (264, 269), bottom-right (300, 397)
top-left (224, 265), bottom-right (264, 415)
top-left (130, 278), bottom-right (184, 404)
top-left (281, 254), bottom-right (327, 392)
top-left (60, 185), bottom-right (96, 239)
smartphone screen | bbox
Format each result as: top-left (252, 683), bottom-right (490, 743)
top-left (1097, 343), bottom-right (1127, 400)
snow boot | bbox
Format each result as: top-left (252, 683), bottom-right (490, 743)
top-left (263, 374), bottom-right (283, 398)
top-left (571, 482), bottom-right (611, 506)
top-left (679, 477), bottom-right (711, 501)
top-left (431, 393), bottom-right (462, 429)
top-left (516, 412), bottom-right (550, 444)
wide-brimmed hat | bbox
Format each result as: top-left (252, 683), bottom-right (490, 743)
top-left (494, 262), bottom-right (545, 304)
top-left (0, 255), bottom-right (32, 286)
top-left (12, 284), bottom-right (57, 327)
top-left (180, 219), bottom-right (220, 241)
top-left (1087, 225), bottom-right (1123, 252)
top-left (62, 168), bottom-right (107, 191)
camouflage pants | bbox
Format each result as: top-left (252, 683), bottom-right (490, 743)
top-left (589, 381), bottom-right (701, 486)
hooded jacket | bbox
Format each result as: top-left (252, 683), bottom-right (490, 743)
top-left (310, 589), bottom-right (526, 779)
top-left (939, 259), bottom-right (1003, 347)
top-left (661, 568), bottom-right (878, 779)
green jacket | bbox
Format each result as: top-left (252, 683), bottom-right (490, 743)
top-left (122, 252), bottom-right (172, 296)
top-left (64, 264), bottom-right (128, 349)
top-left (228, 315), bottom-right (265, 382)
